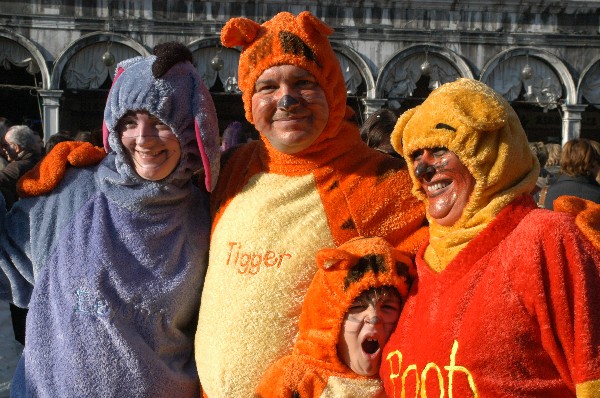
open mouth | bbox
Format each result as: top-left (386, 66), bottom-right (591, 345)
top-left (362, 338), bottom-right (380, 355)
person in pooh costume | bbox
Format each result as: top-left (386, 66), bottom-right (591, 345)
top-left (194, 11), bottom-right (426, 398)
top-left (380, 78), bottom-right (600, 397)
top-left (256, 236), bottom-right (415, 398)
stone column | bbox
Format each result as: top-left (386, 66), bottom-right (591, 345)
top-left (38, 90), bottom-right (63, 142)
top-left (361, 98), bottom-right (388, 121)
top-left (560, 104), bottom-right (588, 145)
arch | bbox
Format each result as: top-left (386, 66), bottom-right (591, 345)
top-left (480, 47), bottom-right (576, 105)
top-left (51, 32), bottom-right (149, 90)
top-left (331, 41), bottom-right (376, 99)
top-left (188, 37), bottom-right (241, 92)
top-left (0, 30), bottom-right (51, 89)
top-left (578, 55), bottom-right (600, 108)
top-left (376, 44), bottom-right (474, 99)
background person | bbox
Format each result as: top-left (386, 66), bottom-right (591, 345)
top-left (359, 108), bottom-right (399, 157)
top-left (380, 78), bottom-right (600, 397)
top-left (219, 120), bottom-right (247, 152)
top-left (543, 138), bottom-right (600, 209)
top-left (0, 125), bottom-right (41, 210)
top-left (0, 42), bottom-right (219, 397)
top-left (195, 11), bottom-right (426, 398)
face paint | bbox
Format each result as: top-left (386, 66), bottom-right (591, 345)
top-left (337, 289), bottom-right (402, 376)
top-left (411, 147), bottom-right (475, 226)
top-left (277, 94), bottom-right (300, 109)
top-left (251, 65), bottom-right (329, 154)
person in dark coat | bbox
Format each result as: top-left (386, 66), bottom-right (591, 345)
top-left (544, 138), bottom-right (600, 210)
top-left (0, 125), bottom-right (41, 210)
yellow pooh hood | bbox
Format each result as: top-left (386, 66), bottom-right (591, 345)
top-left (390, 78), bottom-right (539, 270)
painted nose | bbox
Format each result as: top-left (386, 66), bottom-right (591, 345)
top-left (414, 161), bottom-right (436, 180)
top-left (363, 306), bottom-right (381, 325)
top-left (277, 94), bottom-right (299, 110)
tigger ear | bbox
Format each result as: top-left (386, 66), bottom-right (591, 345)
top-left (391, 249), bottom-right (414, 270)
top-left (297, 11), bottom-right (334, 36)
top-left (316, 248), bottom-right (358, 271)
top-left (221, 17), bottom-right (262, 48)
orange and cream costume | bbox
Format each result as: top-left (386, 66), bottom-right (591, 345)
top-left (255, 236), bottom-right (414, 398)
top-left (194, 12), bottom-right (426, 398)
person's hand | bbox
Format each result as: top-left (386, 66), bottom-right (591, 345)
top-left (17, 141), bottom-right (105, 198)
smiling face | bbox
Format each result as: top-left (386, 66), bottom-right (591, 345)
top-left (337, 287), bottom-right (402, 376)
top-left (411, 147), bottom-right (475, 227)
top-left (251, 65), bottom-right (329, 154)
top-left (118, 111), bottom-right (182, 181)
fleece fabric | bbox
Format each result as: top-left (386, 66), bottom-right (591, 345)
top-left (195, 12), bottom-right (427, 398)
top-left (255, 236), bottom-right (415, 398)
top-left (0, 46), bottom-right (219, 397)
top-left (380, 195), bottom-right (600, 398)
top-left (1, 155), bottom-right (209, 398)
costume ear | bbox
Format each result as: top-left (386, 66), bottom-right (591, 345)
top-left (221, 17), bottom-right (262, 48)
top-left (316, 248), bottom-right (358, 271)
top-left (390, 106), bottom-right (419, 156)
top-left (102, 66), bottom-right (126, 152)
top-left (297, 11), bottom-right (334, 36)
top-left (391, 249), bottom-right (414, 269)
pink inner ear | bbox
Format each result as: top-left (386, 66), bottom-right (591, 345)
top-left (103, 66), bottom-right (126, 152)
top-left (194, 119), bottom-right (212, 192)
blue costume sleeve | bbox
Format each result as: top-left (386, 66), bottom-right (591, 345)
top-left (0, 167), bottom-right (96, 308)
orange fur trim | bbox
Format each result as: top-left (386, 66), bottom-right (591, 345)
top-left (554, 195), bottom-right (600, 250)
top-left (17, 141), bottom-right (106, 198)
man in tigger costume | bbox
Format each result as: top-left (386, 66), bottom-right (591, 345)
top-left (194, 11), bottom-right (426, 398)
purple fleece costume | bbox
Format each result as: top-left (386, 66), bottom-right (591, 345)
top-left (0, 44), bottom-right (219, 397)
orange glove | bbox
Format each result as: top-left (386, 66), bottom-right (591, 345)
top-left (554, 195), bottom-right (600, 250)
top-left (17, 141), bottom-right (106, 198)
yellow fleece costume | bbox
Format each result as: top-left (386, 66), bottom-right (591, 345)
top-left (380, 78), bottom-right (600, 397)
top-left (194, 11), bottom-right (426, 398)
top-left (256, 236), bottom-right (415, 398)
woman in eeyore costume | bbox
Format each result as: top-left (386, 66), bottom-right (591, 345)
top-left (1, 43), bottom-right (220, 397)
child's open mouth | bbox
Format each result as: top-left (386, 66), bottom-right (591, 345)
top-left (362, 338), bottom-right (380, 355)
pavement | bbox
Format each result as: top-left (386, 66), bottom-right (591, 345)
top-left (0, 301), bottom-right (23, 398)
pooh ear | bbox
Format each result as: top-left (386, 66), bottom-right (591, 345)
top-left (298, 11), bottom-right (334, 36)
top-left (316, 248), bottom-right (358, 271)
top-left (390, 106), bottom-right (419, 156)
top-left (221, 17), bottom-right (262, 48)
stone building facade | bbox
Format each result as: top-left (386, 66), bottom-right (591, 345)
top-left (1, 0), bottom-right (599, 145)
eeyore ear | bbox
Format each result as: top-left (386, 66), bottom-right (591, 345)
top-left (297, 11), bottom-right (334, 37)
top-left (221, 17), bottom-right (262, 48)
top-left (316, 248), bottom-right (358, 271)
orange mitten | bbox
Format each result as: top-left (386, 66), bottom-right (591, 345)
top-left (17, 141), bottom-right (106, 198)
top-left (554, 195), bottom-right (600, 250)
